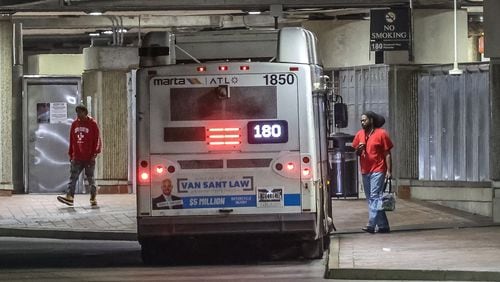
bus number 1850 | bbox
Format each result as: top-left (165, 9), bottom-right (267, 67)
top-left (263, 74), bottom-right (295, 85)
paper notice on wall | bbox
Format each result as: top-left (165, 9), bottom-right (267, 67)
top-left (50, 102), bottom-right (67, 124)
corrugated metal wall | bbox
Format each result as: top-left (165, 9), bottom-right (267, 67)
top-left (418, 65), bottom-right (490, 181)
top-left (391, 66), bottom-right (419, 179)
top-left (101, 71), bottom-right (128, 180)
top-left (337, 66), bottom-right (391, 136)
top-left (334, 65), bottom-right (418, 179)
top-left (83, 70), bottom-right (128, 181)
top-left (332, 64), bottom-right (489, 182)
top-left (0, 21), bottom-right (13, 188)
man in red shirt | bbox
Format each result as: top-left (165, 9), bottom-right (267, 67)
top-left (57, 105), bottom-right (101, 206)
top-left (352, 111), bottom-right (393, 234)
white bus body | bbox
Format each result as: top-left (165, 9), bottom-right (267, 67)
top-left (136, 27), bottom-right (332, 262)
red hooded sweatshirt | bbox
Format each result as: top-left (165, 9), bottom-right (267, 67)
top-left (68, 116), bottom-right (101, 161)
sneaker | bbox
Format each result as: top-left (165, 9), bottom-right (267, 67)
top-left (90, 195), bottom-right (97, 206)
top-left (361, 226), bottom-right (375, 234)
top-left (57, 194), bottom-right (74, 206)
top-left (377, 227), bottom-right (391, 233)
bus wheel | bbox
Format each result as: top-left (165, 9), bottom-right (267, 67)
top-left (300, 238), bottom-right (325, 259)
top-left (141, 243), bottom-right (158, 265)
top-left (141, 241), bottom-right (173, 265)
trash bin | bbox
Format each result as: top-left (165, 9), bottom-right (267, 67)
top-left (328, 133), bottom-right (358, 198)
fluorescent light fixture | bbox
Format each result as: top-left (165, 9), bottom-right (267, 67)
top-left (88, 11), bottom-right (103, 16)
top-left (247, 11), bottom-right (261, 15)
top-left (89, 32), bottom-right (100, 37)
top-left (117, 28), bottom-right (128, 33)
top-left (102, 30), bottom-right (113, 35)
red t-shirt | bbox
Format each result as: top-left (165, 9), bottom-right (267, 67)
top-left (352, 128), bottom-right (393, 174)
top-left (68, 116), bottom-right (101, 161)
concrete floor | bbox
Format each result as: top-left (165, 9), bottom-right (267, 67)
top-left (328, 198), bottom-right (500, 281)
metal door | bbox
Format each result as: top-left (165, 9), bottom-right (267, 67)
top-left (24, 76), bottom-right (82, 193)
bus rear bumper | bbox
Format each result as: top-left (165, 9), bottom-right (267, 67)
top-left (137, 213), bottom-right (318, 241)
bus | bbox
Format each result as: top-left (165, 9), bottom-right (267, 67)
top-left (136, 27), bottom-right (333, 263)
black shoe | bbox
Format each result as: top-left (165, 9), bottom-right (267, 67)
top-left (57, 194), bottom-right (74, 206)
top-left (361, 226), bottom-right (375, 234)
top-left (378, 227), bottom-right (391, 233)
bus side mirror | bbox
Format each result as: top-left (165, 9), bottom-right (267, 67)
top-left (334, 103), bottom-right (348, 128)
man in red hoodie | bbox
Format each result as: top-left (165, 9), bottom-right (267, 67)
top-left (57, 104), bottom-right (101, 206)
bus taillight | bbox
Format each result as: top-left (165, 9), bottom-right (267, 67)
top-left (207, 127), bottom-right (241, 146)
top-left (302, 168), bottom-right (311, 176)
top-left (167, 166), bottom-right (176, 173)
top-left (197, 66), bottom-right (206, 72)
top-left (138, 160), bottom-right (150, 183)
top-left (240, 65), bottom-right (250, 71)
top-left (140, 172), bottom-right (150, 181)
top-left (208, 128), bottom-right (239, 132)
top-left (155, 166), bottom-right (165, 174)
top-left (219, 65), bottom-right (228, 71)
top-left (287, 163), bottom-right (295, 170)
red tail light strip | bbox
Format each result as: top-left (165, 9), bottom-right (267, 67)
top-left (208, 134), bottom-right (240, 139)
top-left (207, 127), bottom-right (241, 146)
top-left (208, 128), bottom-right (240, 132)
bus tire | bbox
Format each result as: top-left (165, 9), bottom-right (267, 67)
top-left (141, 241), bottom-right (173, 265)
top-left (141, 247), bottom-right (153, 265)
top-left (301, 238), bottom-right (325, 259)
top-left (141, 243), bottom-right (158, 265)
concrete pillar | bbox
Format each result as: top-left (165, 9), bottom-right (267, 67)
top-left (493, 183), bottom-right (500, 223)
top-left (488, 58), bottom-right (500, 223)
top-left (0, 17), bottom-right (13, 195)
top-left (404, 9), bottom-right (468, 64)
top-left (27, 54), bottom-right (83, 75)
top-left (303, 9), bottom-right (468, 68)
top-left (302, 20), bottom-right (373, 68)
top-left (485, 0), bottom-right (500, 222)
top-left (490, 60), bottom-right (500, 182)
top-left (83, 47), bottom-right (139, 194)
top-left (12, 23), bottom-right (23, 193)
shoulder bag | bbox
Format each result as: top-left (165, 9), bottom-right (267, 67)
top-left (377, 179), bottom-right (396, 211)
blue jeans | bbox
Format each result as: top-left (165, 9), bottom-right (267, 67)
top-left (362, 172), bottom-right (389, 229)
top-left (67, 160), bottom-right (97, 197)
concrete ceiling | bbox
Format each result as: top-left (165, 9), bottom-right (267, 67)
top-left (0, 0), bottom-right (484, 54)
top-left (0, 0), bottom-right (482, 12)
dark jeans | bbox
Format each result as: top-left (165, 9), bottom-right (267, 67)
top-left (67, 159), bottom-right (96, 197)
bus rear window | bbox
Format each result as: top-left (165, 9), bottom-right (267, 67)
top-left (170, 86), bottom-right (277, 121)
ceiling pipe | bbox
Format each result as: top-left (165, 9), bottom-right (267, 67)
top-left (449, 0), bottom-right (463, 75)
top-left (409, 0), bottom-right (414, 62)
top-left (137, 15), bottom-right (142, 47)
top-left (119, 16), bottom-right (124, 46)
top-left (106, 15), bottom-right (116, 45)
